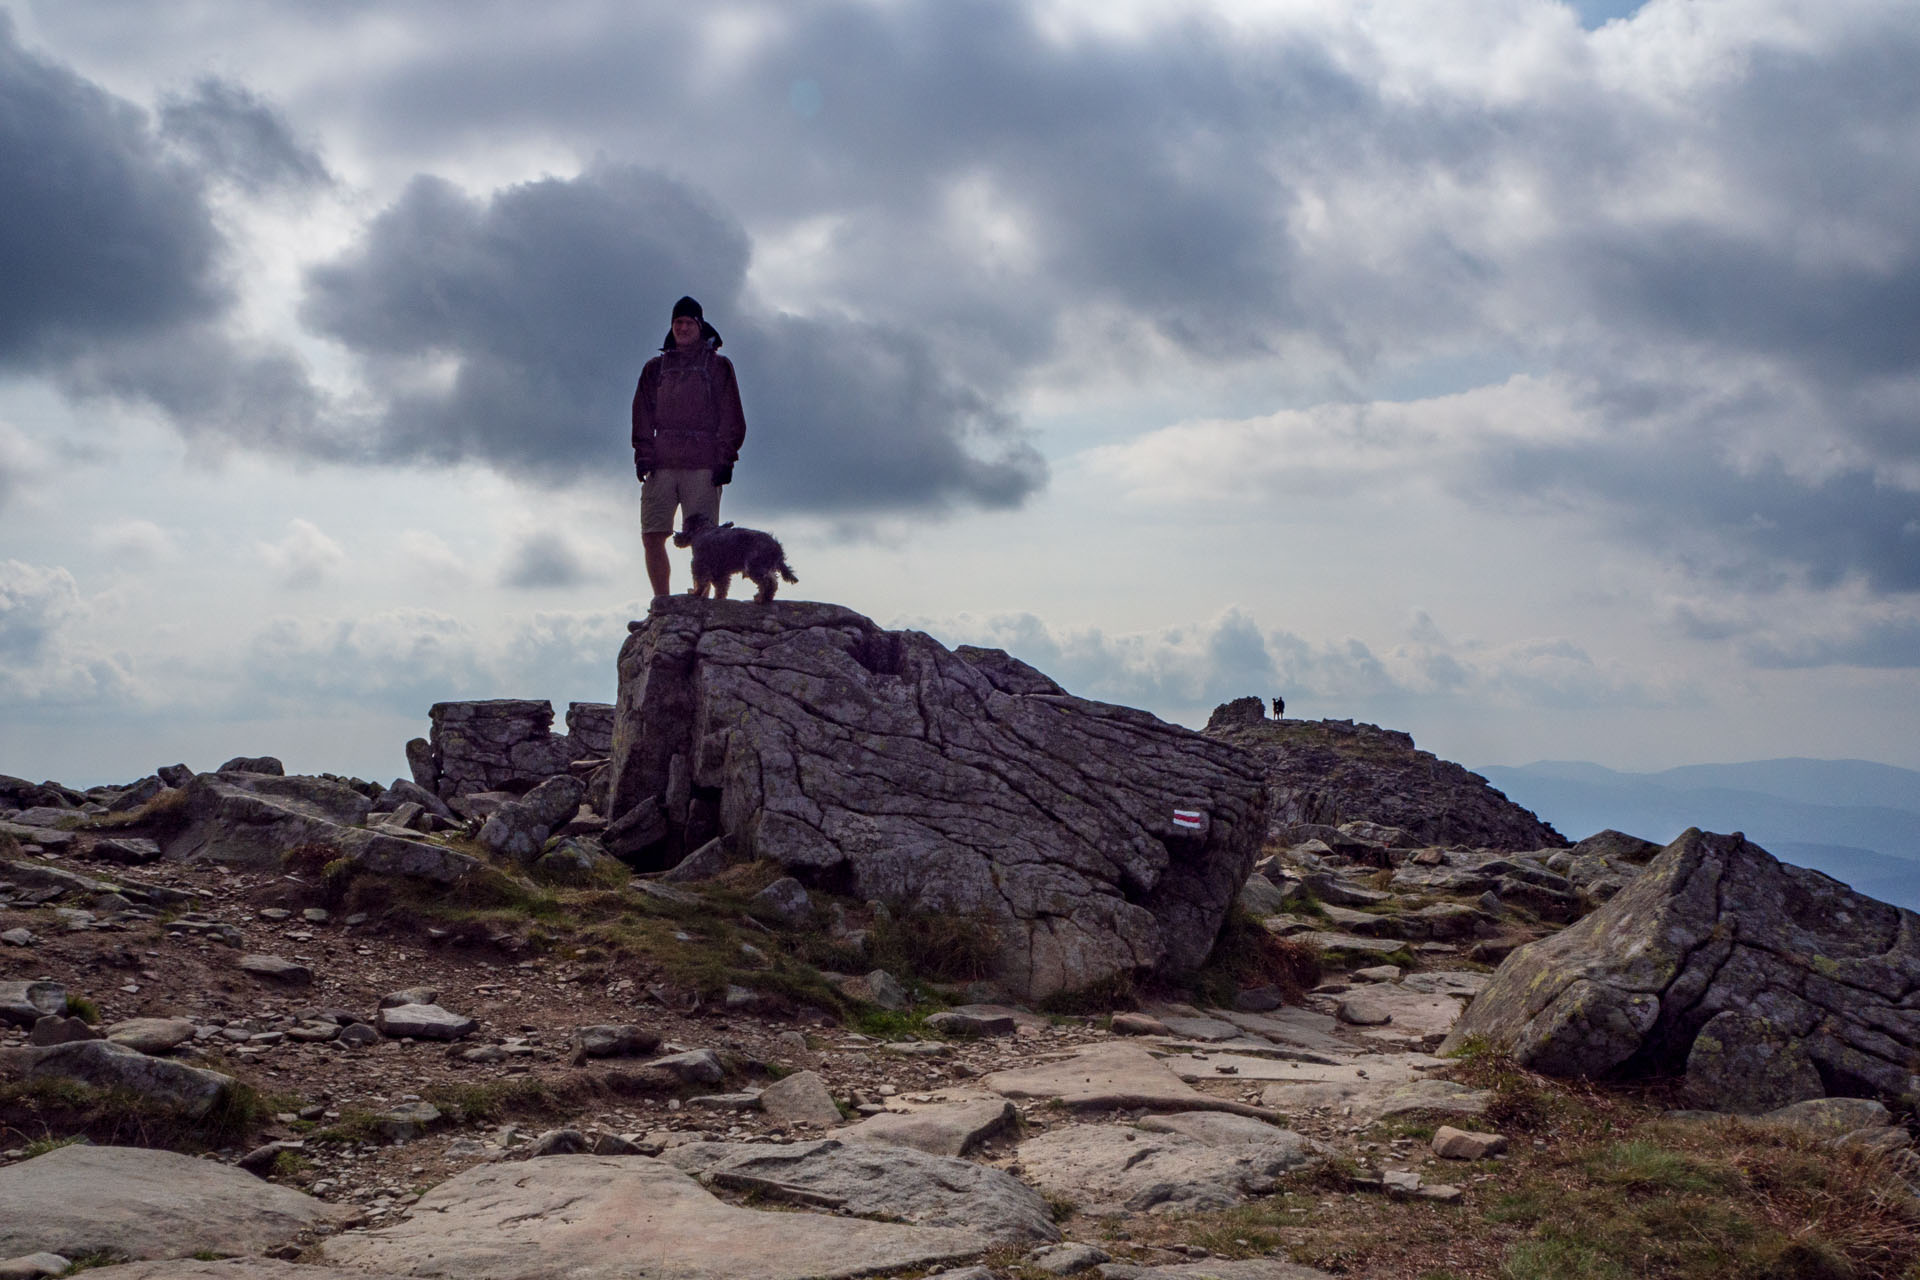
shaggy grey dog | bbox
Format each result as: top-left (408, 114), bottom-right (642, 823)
top-left (672, 512), bottom-right (798, 602)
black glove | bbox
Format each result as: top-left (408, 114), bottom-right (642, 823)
top-left (636, 458), bottom-right (652, 483)
top-left (712, 462), bottom-right (734, 486)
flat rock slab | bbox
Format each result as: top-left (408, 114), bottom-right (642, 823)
top-left (661, 1138), bottom-right (1058, 1245)
top-left (1259, 1076), bottom-right (1492, 1123)
top-left (1398, 971), bottom-right (1490, 998)
top-left (1217, 1007), bottom-right (1350, 1057)
top-left (1016, 1120), bottom-right (1318, 1216)
top-left (1341, 988), bottom-right (1465, 1041)
top-left (1098, 1262), bottom-right (1335, 1279)
top-left (1151, 1014), bottom-right (1243, 1042)
top-left (323, 1155), bottom-right (982, 1280)
top-left (1291, 931), bottom-right (1411, 957)
top-left (51, 1265), bottom-right (328, 1280)
top-left (0, 1145), bottom-right (348, 1262)
top-left (841, 1098), bottom-right (1016, 1157)
top-left (1222, 1052), bottom-right (1440, 1088)
top-left (986, 1042), bottom-right (1267, 1116)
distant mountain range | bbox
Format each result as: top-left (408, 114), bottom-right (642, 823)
top-left (1477, 757), bottom-right (1920, 912)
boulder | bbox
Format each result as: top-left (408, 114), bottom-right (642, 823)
top-left (105, 776), bottom-right (165, 813)
top-left (375, 776), bottom-right (456, 823)
top-left (28, 1015), bottom-right (101, 1046)
top-left (607, 599), bottom-right (1268, 1001)
top-left (0, 980), bottom-right (66, 1028)
top-left (89, 836), bottom-right (162, 865)
top-left (375, 1003), bottom-right (477, 1041)
top-left (215, 756), bottom-right (284, 776)
top-left (0, 1145), bottom-right (346, 1262)
top-left (647, 1048), bottom-right (725, 1085)
top-left (663, 1138), bottom-right (1058, 1245)
top-left (752, 876), bottom-right (812, 924)
top-left (237, 954), bottom-right (312, 986)
top-left (4, 1040), bottom-right (235, 1118)
top-left (661, 836), bottom-right (738, 882)
top-left (573, 1024), bottom-right (663, 1059)
top-left (322, 1155), bottom-right (983, 1280)
top-left (336, 826), bottom-right (481, 884)
top-left (477, 774), bottom-right (585, 863)
top-left (757, 1069), bottom-right (843, 1129)
top-left (1443, 829), bottom-right (1920, 1111)
top-left (162, 773), bottom-right (371, 866)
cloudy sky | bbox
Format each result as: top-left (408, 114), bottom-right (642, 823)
top-left (3, 0), bottom-right (1917, 788)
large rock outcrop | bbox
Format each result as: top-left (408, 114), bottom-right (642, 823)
top-left (408, 699), bottom-right (584, 799)
top-left (1442, 828), bottom-right (1920, 1111)
top-left (607, 599), bottom-right (1268, 1000)
top-left (1204, 704), bottom-right (1565, 851)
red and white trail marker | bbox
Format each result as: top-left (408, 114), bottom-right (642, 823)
top-left (1171, 808), bottom-right (1207, 831)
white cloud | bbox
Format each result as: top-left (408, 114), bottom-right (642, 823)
top-left (912, 605), bottom-right (1687, 728)
top-left (256, 517), bottom-right (348, 588)
top-left (91, 518), bottom-right (179, 564)
top-left (396, 528), bottom-right (470, 584)
top-left (0, 559), bottom-right (136, 709)
top-left (0, 422), bottom-right (47, 511)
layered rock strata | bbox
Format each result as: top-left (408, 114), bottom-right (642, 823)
top-left (607, 598), bottom-right (1268, 1000)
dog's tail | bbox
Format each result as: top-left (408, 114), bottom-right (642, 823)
top-left (778, 559), bottom-right (798, 584)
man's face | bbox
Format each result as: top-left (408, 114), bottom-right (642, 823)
top-left (672, 315), bottom-right (702, 348)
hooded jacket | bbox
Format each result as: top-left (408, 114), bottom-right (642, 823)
top-left (631, 342), bottom-right (747, 472)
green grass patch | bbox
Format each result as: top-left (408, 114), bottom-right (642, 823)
top-left (63, 994), bottom-right (101, 1024)
top-left (0, 1077), bottom-right (267, 1153)
top-left (80, 785), bottom-right (190, 834)
top-left (868, 908), bottom-right (1002, 984)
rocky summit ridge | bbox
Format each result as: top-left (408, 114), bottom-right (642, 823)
top-left (2, 597), bottom-right (1917, 1280)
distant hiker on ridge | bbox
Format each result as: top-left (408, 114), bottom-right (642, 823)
top-left (632, 296), bottom-right (747, 600)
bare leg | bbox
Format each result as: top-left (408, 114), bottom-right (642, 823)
top-left (643, 532), bottom-right (671, 597)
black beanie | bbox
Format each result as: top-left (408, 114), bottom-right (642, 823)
top-left (672, 296), bottom-right (703, 321)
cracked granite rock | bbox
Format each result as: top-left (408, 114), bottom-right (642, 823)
top-left (607, 598), bottom-right (1268, 1001)
top-left (1443, 828), bottom-right (1920, 1111)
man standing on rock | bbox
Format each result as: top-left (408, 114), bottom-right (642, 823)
top-left (632, 296), bottom-right (747, 599)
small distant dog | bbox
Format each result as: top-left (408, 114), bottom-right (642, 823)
top-left (673, 512), bottom-right (798, 602)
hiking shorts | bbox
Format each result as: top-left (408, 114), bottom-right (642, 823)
top-left (640, 468), bottom-right (722, 535)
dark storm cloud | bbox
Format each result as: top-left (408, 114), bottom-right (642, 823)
top-left (500, 532), bottom-right (599, 590)
top-left (0, 19), bottom-right (331, 449)
top-left (297, 0), bottom-right (1350, 363)
top-left (301, 164), bottom-right (1045, 512)
top-left (1483, 442), bottom-right (1920, 596)
top-left (0, 14), bottom-right (224, 363)
top-left (159, 76), bottom-right (332, 194)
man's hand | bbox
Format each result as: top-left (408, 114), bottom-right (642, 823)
top-left (636, 459), bottom-right (652, 483)
top-left (712, 462), bottom-right (734, 486)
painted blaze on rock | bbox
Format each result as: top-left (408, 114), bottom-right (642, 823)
top-left (1443, 828), bottom-right (1920, 1112)
top-left (608, 598), bottom-right (1268, 1000)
